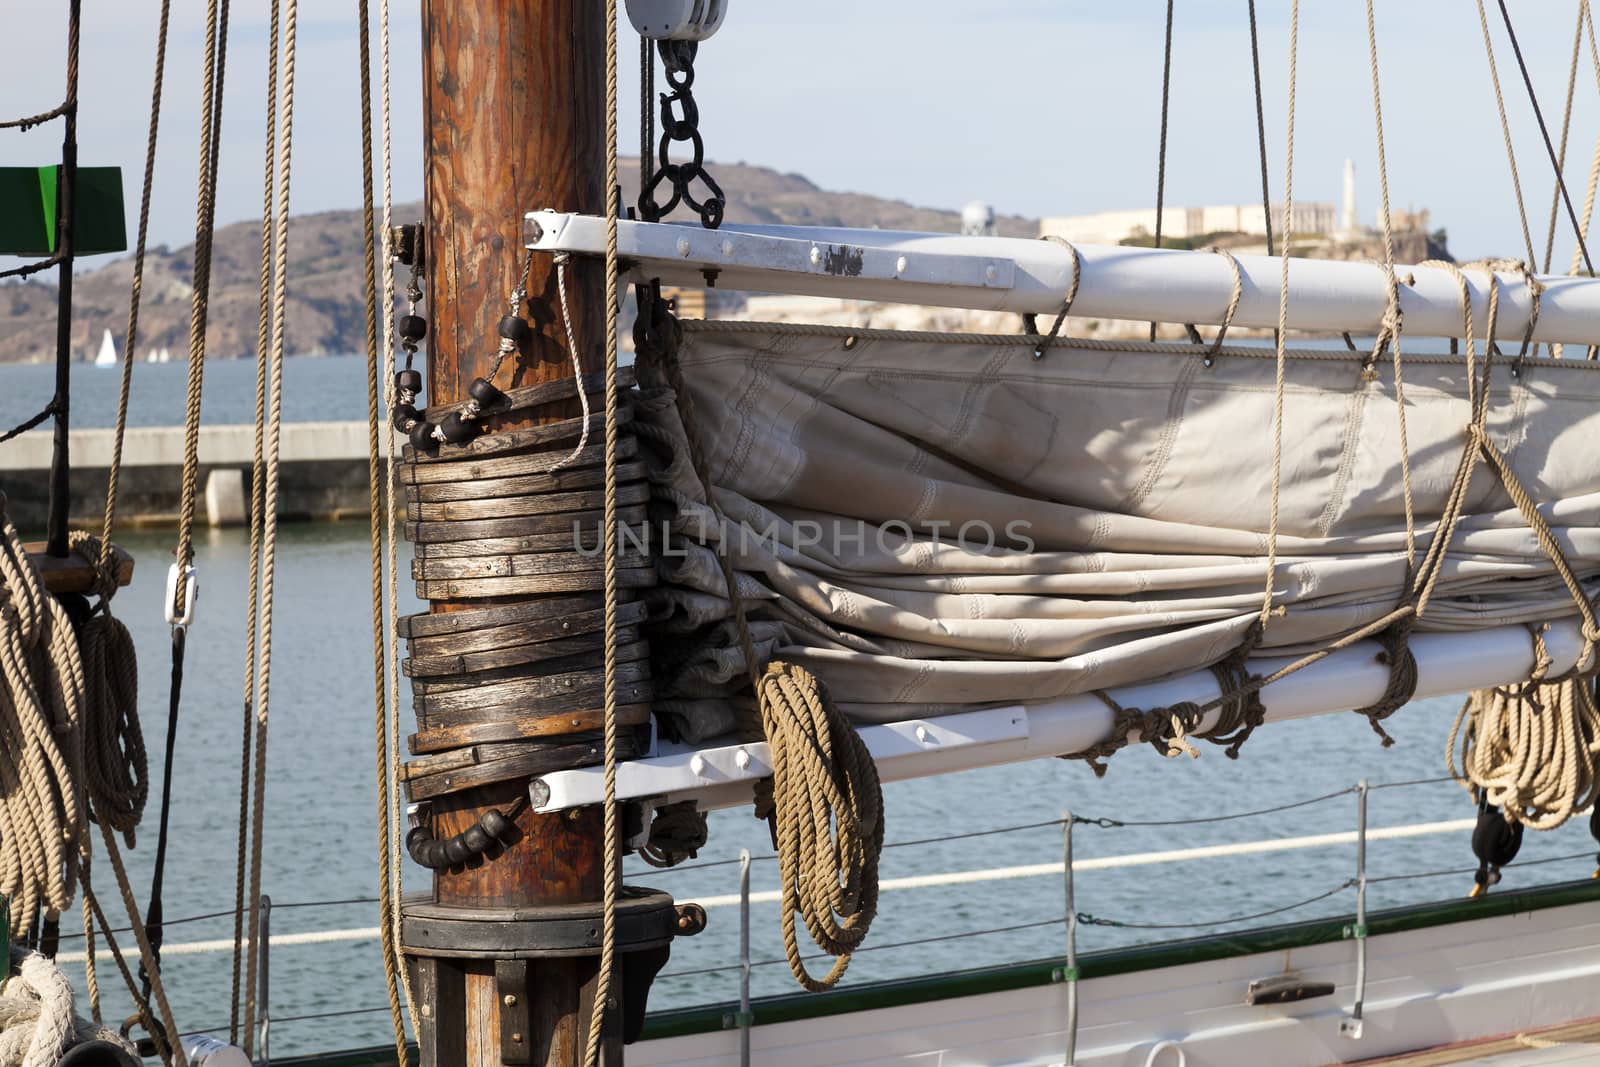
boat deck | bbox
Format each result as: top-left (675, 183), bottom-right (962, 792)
top-left (1351, 1017), bottom-right (1600, 1066)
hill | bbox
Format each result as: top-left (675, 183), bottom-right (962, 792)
top-left (0, 159), bottom-right (1035, 364)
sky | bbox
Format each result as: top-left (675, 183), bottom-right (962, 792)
top-left (5, 1), bottom-right (1600, 269)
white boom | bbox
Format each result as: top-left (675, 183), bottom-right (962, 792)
top-left (529, 618), bottom-right (1585, 813)
top-left (525, 211), bottom-right (1600, 347)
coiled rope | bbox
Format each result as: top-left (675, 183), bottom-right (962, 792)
top-left (0, 514), bottom-right (85, 939)
top-left (1450, 628), bottom-right (1600, 832)
top-left (638, 311), bottom-right (885, 994)
top-left (0, 948), bottom-right (133, 1067)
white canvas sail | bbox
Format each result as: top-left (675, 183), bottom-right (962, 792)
top-left (638, 320), bottom-right (1600, 741)
top-left (93, 329), bottom-right (118, 367)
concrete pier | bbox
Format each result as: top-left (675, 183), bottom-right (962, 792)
top-left (0, 422), bottom-right (397, 535)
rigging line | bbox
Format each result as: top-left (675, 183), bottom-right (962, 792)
top-left (173, 0), bottom-right (232, 607)
top-left (583, 0), bottom-right (625, 1061)
top-left (354, 0), bottom-right (409, 1057)
top-left (45, 0), bottom-right (82, 559)
top-left (0, 402), bottom-right (59, 446)
top-left (244, 2), bottom-right (299, 1056)
top-left (1079, 880), bottom-right (1355, 931)
top-left (1473, 0), bottom-right (1537, 269)
top-left (377, 0), bottom-right (415, 1028)
top-left (100, 0), bottom-right (172, 568)
top-left (0, 253), bottom-right (64, 280)
top-left (1261, 0), bottom-right (1299, 630)
top-left (1364, 0), bottom-right (1416, 568)
top-left (95, 821), bottom-right (187, 1067)
top-left (0, 103), bottom-right (69, 130)
top-left (230, 0), bottom-right (278, 1041)
top-left (1149, 0), bottom-right (1176, 343)
top-left (1541, 1), bottom-right (1586, 277)
top-left (1496, 0), bottom-right (1596, 277)
top-left (1570, 5), bottom-right (1600, 278)
top-left (139, 629), bottom-right (185, 1002)
top-left (1247, 0), bottom-right (1274, 258)
top-left (640, 34), bottom-right (654, 194)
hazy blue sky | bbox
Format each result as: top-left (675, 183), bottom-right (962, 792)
top-left (5, 2), bottom-right (1600, 266)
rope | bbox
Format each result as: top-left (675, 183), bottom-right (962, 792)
top-left (1541, 2), bottom-right (1586, 277)
top-left (1474, 0), bottom-right (1537, 269)
top-left (1261, 0), bottom-right (1299, 630)
top-left (1246, 0), bottom-right (1273, 258)
top-left (1149, 0), bottom-right (1175, 343)
top-left (0, 948), bottom-right (134, 1067)
top-left (377, 0), bottom-right (416, 1030)
top-left (0, 518), bottom-right (84, 939)
top-left (243, 2), bottom-right (297, 1053)
top-left (354, 0), bottom-right (409, 1058)
top-left (1031, 236), bottom-right (1081, 360)
top-left (583, 1), bottom-right (624, 1062)
top-left (230, 0), bottom-right (278, 1043)
top-left (641, 321), bottom-right (885, 993)
top-left (75, 0), bottom-right (167, 978)
top-left (0, 406), bottom-right (57, 448)
top-left (1449, 628), bottom-right (1600, 831)
top-left (553, 254), bottom-right (595, 469)
top-left (68, 535), bottom-right (145, 846)
top-left (1364, 0), bottom-right (1416, 567)
top-left (1496, 0), bottom-right (1596, 277)
top-left (1571, 6), bottom-right (1600, 284)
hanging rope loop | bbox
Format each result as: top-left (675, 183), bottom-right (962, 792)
top-left (1032, 236), bottom-right (1082, 360)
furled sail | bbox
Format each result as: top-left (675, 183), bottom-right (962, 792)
top-left (638, 319), bottom-right (1600, 745)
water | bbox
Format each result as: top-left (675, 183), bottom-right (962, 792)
top-left (0, 357), bottom-right (374, 433)
top-left (3, 359), bottom-right (1596, 1060)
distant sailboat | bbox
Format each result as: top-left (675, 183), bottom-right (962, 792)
top-left (158, 347), bottom-right (173, 363)
top-left (93, 329), bottom-right (117, 368)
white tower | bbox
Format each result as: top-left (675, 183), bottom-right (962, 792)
top-left (1339, 158), bottom-right (1359, 236)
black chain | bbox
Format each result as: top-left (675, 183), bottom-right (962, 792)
top-left (637, 40), bottom-right (724, 230)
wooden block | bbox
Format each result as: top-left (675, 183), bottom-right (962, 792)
top-left (22, 541), bottom-right (135, 596)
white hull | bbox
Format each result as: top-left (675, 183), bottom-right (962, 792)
top-left (631, 893), bottom-right (1600, 1067)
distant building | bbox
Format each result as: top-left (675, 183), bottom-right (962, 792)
top-left (1039, 201), bottom-right (1336, 246)
top-left (961, 201), bottom-right (996, 237)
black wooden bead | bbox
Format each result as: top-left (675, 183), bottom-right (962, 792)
top-left (391, 403), bottom-right (419, 433)
top-left (398, 314), bottom-right (428, 342)
top-left (467, 377), bottom-right (504, 407)
top-left (395, 368), bottom-right (423, 393)
top-left (409, 420), bottom-right (439, 451)
top-left (497, 314), bottom-right (533, 344)
top-left (438, 412), bottom-right (476, 445)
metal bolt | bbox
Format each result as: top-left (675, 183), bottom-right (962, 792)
top-left (734, 748), bottom-right (751, 770)
top-left (720, 239), bottom-right (735, 257)
top-left (915, 725), bottom-right (931, 744)
top-left (676, 237), bottom-right (691, 258)
top-left (809, 246), bottom-right (822, 266)
top-left (567, 808), bottom-right (582, 821)
top-left (511, 1032), bottom-right (523, 1043)
top-left (690, 753), bottom-right (707, 775)
top-left (895, 255), bottom-right (909, 274)
top-left (985, 263), bottom-right (998, 282)
top-left (503, 994), bottom-right (518, 1007)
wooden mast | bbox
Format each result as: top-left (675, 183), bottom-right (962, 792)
top-left (414, 1), bottom-right (616, 1064)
